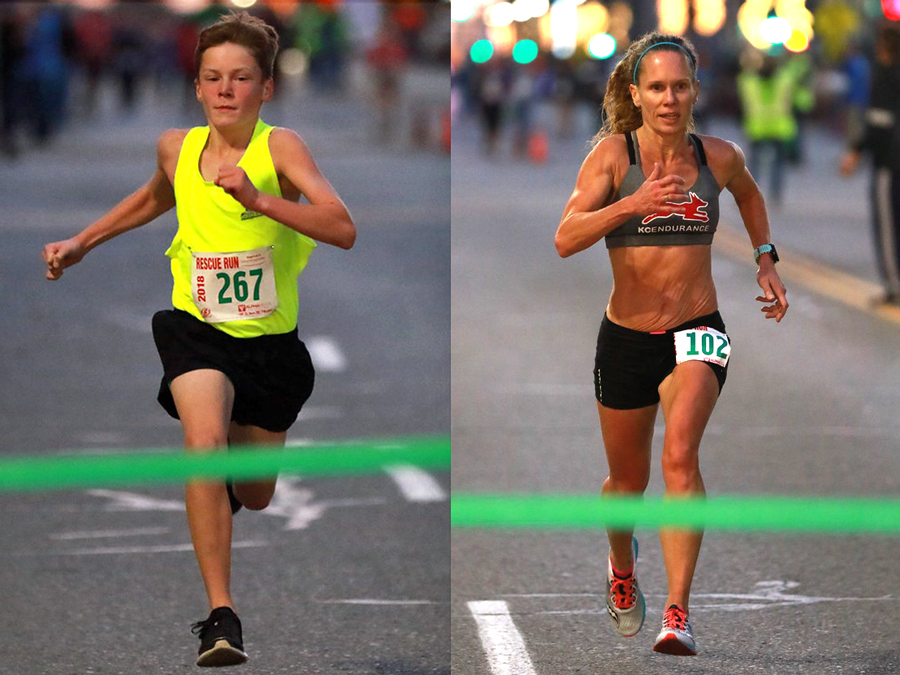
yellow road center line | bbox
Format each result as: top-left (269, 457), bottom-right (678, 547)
top-left (715, 224), bottom-right (900, 326)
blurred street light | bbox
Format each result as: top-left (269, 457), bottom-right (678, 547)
top-left (471, 38), bottom-right (494, 63)
top-left (760, 15), bottom-right (792, 43)
top-left (452, 0), bottom-right (477, 22)
top-left (512, 38), bottom-right (539, 62)
top-left (587, 32), bottom-right (616, 59)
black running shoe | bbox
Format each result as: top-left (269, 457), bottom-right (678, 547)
top-left (192, 606), bottom-right (248, 667)
top-left (225, 481), bottom-right (243, 515)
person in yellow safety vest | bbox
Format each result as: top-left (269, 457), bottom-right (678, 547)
top-left (737, 54), bottom-right (800, 207)
top-left (784, 52), bottom-right (815, 165)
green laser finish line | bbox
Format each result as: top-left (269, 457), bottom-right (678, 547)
top-left (451, 494), bottom-right (900, 534)
top-left (0, 435), bottom-right (449, 493)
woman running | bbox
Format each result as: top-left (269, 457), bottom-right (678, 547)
top-left (555, 33), bottom-right (787, 656)
top-left (42, 12), bottom-right (355, 667)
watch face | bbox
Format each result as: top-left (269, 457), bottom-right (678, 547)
top-left (755, 245), bottom-right (777, 264)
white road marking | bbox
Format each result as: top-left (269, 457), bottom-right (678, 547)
top-left (496, 383), bottom-right (586, 396)
top-left (688, 580), bottom-right (895, 612)
top-left (468, 600), bottom-right (537, 675)
top-left (297, 405), bottom-right (343, 421)
top-left (75, 431), bottom-right (132, 446)
top-left (503, 580), bottom-right (894, 615)
top-left (104, 308), bottom-right (152, 333)
top-left (66, 447), bottom-right (170, 456)
top-left (316, 599), bottom-right (438, 606)
top-left (284, 437), bottom-right (315, 447)
top-left (87, 490), bottom-right (184, 511)
top-left (265, 478), bottom-right (325, 530)
top-left (50, 541), bottom-right (267, 556)
top-left (707, 425), bottom-right (900, 439)
top-left (501, 593), bottom-right (596, 598)
top-left (84, 484), bottom-right (386, 532)
top-left (385, 465), bottom-right (446, 502)
top-left (470, 583), bottom-right (896, 670)
top-left (50, 527), bottom-right (170, 540)
top-left (265, 478), bottom-right (386, 530)
top-left (306, 336), bottom-right (347, 372)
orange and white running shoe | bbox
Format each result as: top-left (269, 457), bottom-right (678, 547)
top-left (653, 604), bottom-right (697, 656)
top-left (605, 536), bottom-right (645, 637)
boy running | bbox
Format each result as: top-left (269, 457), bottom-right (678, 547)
top-left (42, 12), bottom-right (355, 667)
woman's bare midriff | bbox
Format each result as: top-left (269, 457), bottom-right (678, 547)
top-left (605, 244), bottom-right (718, 332)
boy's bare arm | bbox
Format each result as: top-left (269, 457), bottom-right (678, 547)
top-left (42, 130), bottom-right (183, 280)
top-left (214, 128), bottom-right (356, 250)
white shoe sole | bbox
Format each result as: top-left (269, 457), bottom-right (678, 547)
top-left (196, 639), bottom-right (249, 667)
top-left (653, 630), bottom-right (697, 656)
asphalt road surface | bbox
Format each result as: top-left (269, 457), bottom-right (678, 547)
top-left (0, 81), bottom-right (449, 675)
top-left (451, 115), bottom-right (900, 675)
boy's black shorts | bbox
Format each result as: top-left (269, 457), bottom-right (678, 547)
top-left (152, 309), bottom-right (315, 433)
top-left (594, 311), bottom-right (729, 410)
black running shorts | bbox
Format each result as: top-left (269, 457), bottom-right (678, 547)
top-left (152, 309), bottom-right (315, 433)
top-left (594, 311), bottom-right (729, 410)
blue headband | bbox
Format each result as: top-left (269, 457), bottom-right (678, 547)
top-left (632, 41), bottom-right (695, 84)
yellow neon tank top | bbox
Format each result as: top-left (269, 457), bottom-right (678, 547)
top-left (167, 119), bottom-right (317, 338)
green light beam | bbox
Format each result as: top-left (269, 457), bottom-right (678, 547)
top-left (451, 494), bottom-right (900, 534)
top-left (0, 435), bottom-right (449, 492)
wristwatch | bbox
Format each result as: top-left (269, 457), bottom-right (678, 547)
top-left (753, 243), bottom-right (779, 265)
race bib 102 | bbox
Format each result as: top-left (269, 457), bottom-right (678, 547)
top-left (674, 326), bottom-right (731, 368)
top-left (191, 246), bottom-right (277, 323)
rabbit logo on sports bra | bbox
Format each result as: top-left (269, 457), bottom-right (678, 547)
top-left (641, 192), bottom-right (710, 226)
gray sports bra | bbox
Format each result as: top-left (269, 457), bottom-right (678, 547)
top-left (605, 131), bottom-right (720, 248)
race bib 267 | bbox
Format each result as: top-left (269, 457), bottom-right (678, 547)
top-left (191, 246), bottom-right (277, 323)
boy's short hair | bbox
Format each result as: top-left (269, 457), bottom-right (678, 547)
top-left (195, 11), bottom-right (279, 80)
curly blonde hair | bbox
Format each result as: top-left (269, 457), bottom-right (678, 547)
top-left (593, 32), bottom-right (698, 144)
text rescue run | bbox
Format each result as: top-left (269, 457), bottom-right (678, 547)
top-left (195, 255), bottom-right (240, 270)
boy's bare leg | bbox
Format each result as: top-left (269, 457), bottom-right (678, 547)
top-left (228, 422), bottom-right (285, 511)
top-left (169, 368), bottom-right (236, 611)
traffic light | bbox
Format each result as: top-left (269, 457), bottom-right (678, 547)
top-left (883, 0), bottom-right (900, 21)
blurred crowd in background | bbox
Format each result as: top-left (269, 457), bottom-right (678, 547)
top-left (451, 0), bottom-right (891, 171)
top-left (0, 0), bottom-right (450, 159)
top-left (452, 0), bottom-right (900, 304)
